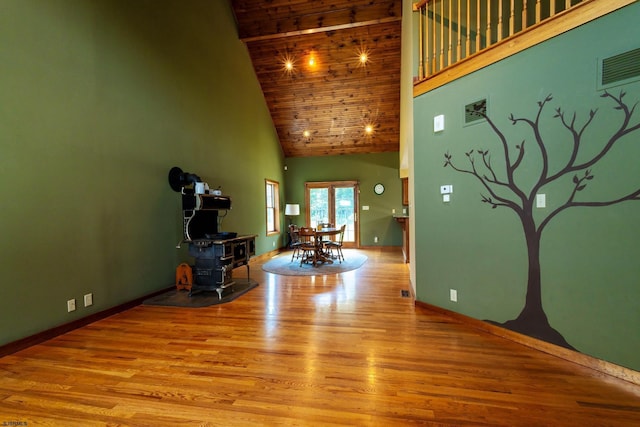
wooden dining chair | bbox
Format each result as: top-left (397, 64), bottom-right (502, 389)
top-left (289, 225), bottom-right (303, 261)
top-left (297, 227), bottom-right (317, 266)
top-left (316, 222), bottom-right (334, 250)
top-left (325, 224), bottom-right (346, 263)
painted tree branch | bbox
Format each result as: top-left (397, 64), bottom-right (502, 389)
top-left (539, 180), bottom-right (640, 236)
top-left (444, 151), bottom-right (521, 211)
top-left (445, 90), bottom-right (640, 229)
top-left (548, 91), bottom-right (640, 184)
top-left (480, 112), bottom-right (527, 200)
top-left (509, 94), bottom-right (553, 186)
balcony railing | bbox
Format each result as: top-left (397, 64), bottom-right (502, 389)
top-left (413, 0), bottom-right (585, 81)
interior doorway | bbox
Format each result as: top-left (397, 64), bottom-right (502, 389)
top-left (304, 181), bottom-right (359, 248)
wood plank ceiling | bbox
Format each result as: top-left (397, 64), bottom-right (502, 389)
top-left (230, 0), bottom-right (402, 158)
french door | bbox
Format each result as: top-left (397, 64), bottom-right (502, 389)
top-left (304, 181), bottom-right (359, 248)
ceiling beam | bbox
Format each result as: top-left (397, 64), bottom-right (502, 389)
top-left (240, 16), bottom-right (402, 43)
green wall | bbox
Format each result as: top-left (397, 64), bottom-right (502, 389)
top-left (284, 153), bottom-right (404, 247)
top-left (413, 3), bottom-right (640, 370)
top-left (0, 0), bottom-right (283, 345)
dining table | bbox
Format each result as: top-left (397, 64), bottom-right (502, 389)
top-left (304, 227), bottom-right (341, 267)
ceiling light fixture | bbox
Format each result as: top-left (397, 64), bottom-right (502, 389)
top-left (356, 45), bottom-right (371, 68)
top-left (361, 105), bottom-right (380, 138)
top-left (307, 50), bottom-right (318, 69)
top-left (281, 52), bottom-right (296, 76)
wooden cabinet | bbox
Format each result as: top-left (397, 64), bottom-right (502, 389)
top-left (394, 216), bottom-right (409, 263)
top-left (401, 177), bottom-right (409, 206)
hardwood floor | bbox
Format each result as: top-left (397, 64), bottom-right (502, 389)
top-left (1, 248), bottom-right (639, 426)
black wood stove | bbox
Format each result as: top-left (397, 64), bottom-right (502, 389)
top-left (169, 167), bottom-right (256, 298)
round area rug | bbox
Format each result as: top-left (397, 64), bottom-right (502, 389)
top-left (262, 249), bottom-right (367, 276)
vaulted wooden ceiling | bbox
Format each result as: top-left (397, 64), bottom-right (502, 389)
top-left (230, 0), bottom-right (402, 158)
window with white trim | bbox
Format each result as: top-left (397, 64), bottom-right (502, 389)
top-left (265, 179), bottom-right (280, 235)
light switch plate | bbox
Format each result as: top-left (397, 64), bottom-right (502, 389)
top-left (443, 194), bottom-right (450, 202)
top-left (536, 194), bottom-right (546, 208)
top-left (362, 205), bottom-right (370, 210)
top-left (434, 114), bottom-right (445, 132)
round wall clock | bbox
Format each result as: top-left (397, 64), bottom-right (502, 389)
top-left (374, 183), bottom-right (385, 195)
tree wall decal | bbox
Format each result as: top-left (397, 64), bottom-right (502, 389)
top-left (444, 91), bottom-right (640, 349)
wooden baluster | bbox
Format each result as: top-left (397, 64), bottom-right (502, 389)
top-left (522, 0), bottom-right (528, 29)
top-left (421, 4), bottom-right (431, 77)
top-left (448, 0), bottom-right (453, 66)
top-left (536, 0), bottom-right (541, 23)
top-left (440, 0), bottom-right (445, 70)
top-left (486, 0), bottom-right (492, 47)
top-left (550, 0), bottom-right (556, 17)
top-left (423, 4), bottom-right (429, 77)
top-left (457, 0), bottom-right (462, 62)
top-left (432, 0), bottom-right (437, 74)
top-left (476, 0), bottom-right (481, 52)
top-left (509, 0), bottom-right (515, 37)
top-left (419, 5), bottom-right (425, 79)
top-left (564, 0), bottom-right (569, 11)
top-left (497, 0), bottom-right (504, 42)
top-left (466, 0), bottom-right (471, 56)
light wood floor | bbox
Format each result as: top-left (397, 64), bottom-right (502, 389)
top-left (1, 248), bottom-right (639, 426)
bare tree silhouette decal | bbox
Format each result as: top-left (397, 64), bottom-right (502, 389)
top-left (444, 91), bottom-right (640, 348)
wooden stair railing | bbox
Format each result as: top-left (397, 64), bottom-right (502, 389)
top-left (413, 0), bottom-right (637, 96)
top-left (413, 0), bottom-right (584, 81)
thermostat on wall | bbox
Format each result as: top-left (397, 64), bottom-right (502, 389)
top-left (440, 185), bottom-right (453, 194)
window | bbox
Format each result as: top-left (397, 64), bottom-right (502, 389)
top-left (265, 179), bottom-right (280, 235)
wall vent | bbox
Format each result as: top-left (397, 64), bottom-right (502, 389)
top-left (465, 99), bottom-right (487, 125)
top-left (601, 47), bottom-right (640, 88)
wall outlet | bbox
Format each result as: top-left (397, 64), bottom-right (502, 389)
top-left (67, 299), bottom-right (76, 312)
top-left (362, 205), bottom-right (370, 210)
top-left (84, 293), bottom-right (93, 307)
top-left (272, 241), bottom-right (276, 247)
top-left (450, 289), bottom-right (458, 302)
top-left (374, 236), bottom-right (378, 243)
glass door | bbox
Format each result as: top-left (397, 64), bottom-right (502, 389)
top-left (305, 181), bottom-right (359, 247)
